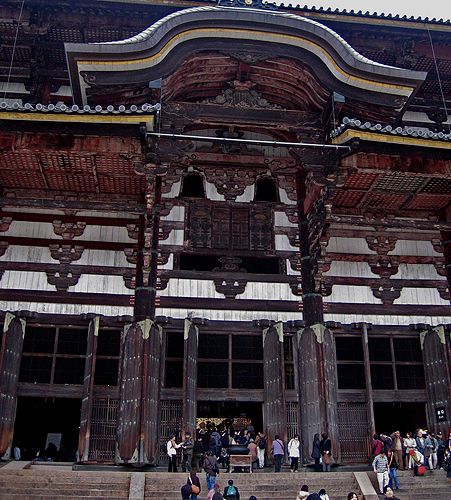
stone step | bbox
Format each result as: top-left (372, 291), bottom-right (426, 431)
top-left (0, 488), bottom-right (128, 497)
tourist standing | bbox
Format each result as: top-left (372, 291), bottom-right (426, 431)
top-left (371, 434), bottom-right (383, 457)
top-left (320, 433), bottom-right (332, 472)
top-left (223, 479), bottom-right (240, 500)
top-left (182, 432), bottom-right (194, 472)
top-left (256, 432), bottom-right (266, 469)
top-left (288, 434), bottom-right (300, 472)
top-left (387, 449), bottom-right (399, 490)
top-left (270, 434), bottom-right (285, 473)
top-left (403, 432), bottom-right (416, 469)
top-left (436, 431), bottom-right (446, 469)
top-left (372, 450), bottom-right (389, 494)
top-left (424, 431), bottom-right (438, 469)
top-left (210, 428), bottom-right (222, 458)
top-left (311, 434), bottom-right (321, 472)
top-left (168, 434), bottom-right (181, 472)
top-left (390, 431), bottom-right (403, 470)
top-left (247, 438), bottom-right (258, 470)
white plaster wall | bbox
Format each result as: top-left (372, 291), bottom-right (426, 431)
top-left (0, 271), bottom-right (55, 291)
top-left (76, 249), bottom-right (133, 267)
top-left (324, 313), bottom-right (451, 326)
top-left (237, 282), bottom-right (298, 301)
top-left (326, 237), bottom-right (376, 255)
top-left (235, 185), bottom-right (254, 203)
top-left (279, 187), bottom-right (296, 205)
top-left (158, 279), bottom-right (223, 299)
top-left (327, 285), bottom-right (382, 304)
top-left (275, 234), bottom-right (297, 251)
top-left (70, 275), bottom-right (130, 295)
top-left (162, 179), bottom-right (181, 199)
top-left (0, 245), bottom-right (55, 264)
top-left (393, 263), bottom-right (447, 280)
top-left (160, 229), bottom-right (184, 246)
top-left (205, 180), bottom-right (225, 201)
top-left (78, 225), bottom-right (133, 243)
top-left (0, 301), bottom-right (133, 316)
top-left (394, 287), bottom-right (450, 306)
top-left (324, 261), bottom-right (378, 278)
top-left (158, 253), bottom-right (174, 270)
top-left (388, 240), bottom-right (442, 256)
top-left (6, 221), bottom-right (54, 239)
top-left (156, 307), bottom-right (301, 322)
top-left (274, 211), bottom-right (297, 228)
top-left (161, 206), bottom-right (185, 222)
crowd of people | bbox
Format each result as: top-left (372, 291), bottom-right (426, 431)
top-left (371, 428), bottom-right (451, 494)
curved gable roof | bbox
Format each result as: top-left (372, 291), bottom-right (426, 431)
top-left (65, 5), bottom-right (427, 106)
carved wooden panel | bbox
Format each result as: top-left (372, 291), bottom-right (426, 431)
top-left (212, 206), bottom-right (231, 249)
top-left (189, 203), bottom-right (211, 248)
top-left (0, 315), bottom-right (25, 458)
top-left (52, 220), bottom-right (86, 239)
top-left (49, 244), bottom-right (84, 263)
top-left (250, 206), bottom-right (272, 251)
top-left (78, 317), bottom-right (98, 462)
top-left (89, 398), bottom-right (119, 462)
top-left (231, 207), bottom-right (249, 250)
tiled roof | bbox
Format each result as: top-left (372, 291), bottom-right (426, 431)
top-left (0, 101), bottom-right (157, 114)
top-left (331, 117), bottom-right (451, 142)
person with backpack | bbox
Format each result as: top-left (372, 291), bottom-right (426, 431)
top-left (270, 434), bottom-right (285, 472)
top-left (223, 479), bottom-right (240, 500)
top-left (256, 432), bottom-right (266, 469)
top-left (210, 427), bottom-right (222, 458)
top-left (203, 450), bottom-right (220, 492)
top-left (186, 471), bottom-right (201, 500)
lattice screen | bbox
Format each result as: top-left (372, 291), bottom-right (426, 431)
top-left (159, 400), bottom-right (183, 463)
top-left (286, 401), bottom-right (299, 440)
top-left (337, 402), bottom-right (371, 463)
top-left (89, 398), bottom-right (119, 462)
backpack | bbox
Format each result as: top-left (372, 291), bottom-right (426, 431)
top-left (226, 485), bottom-right (237, 498)
top-left (258, 437), bottom-right (266, 449)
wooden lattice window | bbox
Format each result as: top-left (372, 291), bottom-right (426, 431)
top-left (338, 402), bottom-right (371, 463)
top-left (88, 398), bottom-right (119, 462)
top-left (159, 400), bottom-right (183, 463)
top-left (286, 401), bottom-right (299, 440)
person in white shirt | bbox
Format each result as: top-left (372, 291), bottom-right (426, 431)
top-left (403, 432), bottom-right (416, 469)
top-left (13, 445), bottom-right (21, 461)
top-left (288, 434), bottom-right (300, 472)
top-left (167, 434), bottom-right (181, 472)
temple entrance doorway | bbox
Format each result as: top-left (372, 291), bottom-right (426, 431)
top-left (374, 402), bottom-right (427, 436)
top-left (197, 401), bottom-right (263, 434)
top-left (13, 397), bottom-right (81, 461)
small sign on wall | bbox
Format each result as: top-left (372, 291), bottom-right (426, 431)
top-left (435, 406), bottom-right (446, 423)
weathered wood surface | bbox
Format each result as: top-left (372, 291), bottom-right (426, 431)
top-left (78, 317), bottom-right (99, 462)
top-left (182, 321), bottom-right (198, 438)
top-left (263, 325), bottom-right (286, 444)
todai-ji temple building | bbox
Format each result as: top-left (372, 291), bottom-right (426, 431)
top-left (0, 0), bottom-right (450, 466)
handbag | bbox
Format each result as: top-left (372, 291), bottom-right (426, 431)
top-left (188, 477), bottom-right (200, 495)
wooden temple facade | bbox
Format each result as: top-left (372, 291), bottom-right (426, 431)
top-left (0, 0), bottom-right (450, 465)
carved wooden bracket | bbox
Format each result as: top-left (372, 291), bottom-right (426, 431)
top-left (49, 244), bottom-right (84, 263)
top-left (0, 241), bottom-right (8, 257)
top-left (213, 278), bottom-right (247, 298)
top-left (158, 250), bottom-right (171, 267)
top-left (284, 207), bottom-right (299, 225)
top-left (46, 270), bottom-right (81, 291)
top-left (371, 282), bottom-right (402, 304)
top-left (202, 167), bottom-right (259, 201)
top-left (156, 275), bottom-right (169, 291)
top-left (433, 259), bottom-right (447, 277)
top-left (368, 255), bottom-right (400, 278)
top-left (124, 248), bottom-right (138, 265)
top-left (288, 254), bottom-right (302, 272)
top-left (321, 282), bottom-right (333, 297)
top-left (0, 217), bottom-right (12, 233)
top-left (287, 230), bottom-right (300, 248)
top-left (123, 270), bottom-right (136, 290)
top-left (365, 231), bottom-right (397, 255)
top-left (0, 270), bottom-right (4, 283)
top-left (289, 278), bottom-right (302, 296)
top-left (431, 238), bottom-right (443, 254)
top-left (437, 284), bottom-right (450, 301)
top-left (213, 256), bottom-right (245, 273)
top-left (277, 174), bottom-right (297, 202)
top-left (126, 223), bottom-right (139, 241)
top-left (52, 220), bottom-right (86, 239)
top-left (158, 223), bottom-right (172, 241)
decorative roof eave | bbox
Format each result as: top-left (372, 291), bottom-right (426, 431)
top-left (331, 118), bottom-right (451, 150)
top-left (65, 6), bottom-right (427, 107)
top-left (0, 102), bottom-right (156, 128)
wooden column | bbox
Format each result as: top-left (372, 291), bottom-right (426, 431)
top-left (262, 322), bottom-right (287, 444)
top-left (360, 322), bottom-right (376, 437)
top-left (0, 313), bottom-right (25, 459)
top-left (116, 160), bottom-right (163, 464)
top-left (421, 326), bottom-right (451, 434)
top-left (78, 316), bottom-right (100, 462)
top-left (296, 169), bottom-right (340, 463)
top-left (182, 319), bottom-right (198, 438)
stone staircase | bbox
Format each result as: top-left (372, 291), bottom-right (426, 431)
top-left (390, 469), bottom-right (451, 499)
top-left (144, 471), bottom-right (361, 500)
top-left (0, 468), bottom-right (131, 500)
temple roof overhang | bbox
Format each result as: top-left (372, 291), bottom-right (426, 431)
top-left (65, 5), bottom-right (427, 108)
